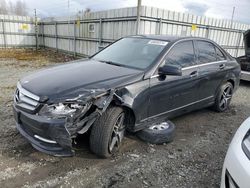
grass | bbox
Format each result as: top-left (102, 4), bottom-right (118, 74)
top-left (0, 48), bottom-right (77, 63)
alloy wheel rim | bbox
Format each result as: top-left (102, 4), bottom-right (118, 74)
top-left (149, 122), bottom-right (170, 130)
top-left (219, 86), bottom-right (233, 110)
top-left (109, 113), bottom-right (125, 153)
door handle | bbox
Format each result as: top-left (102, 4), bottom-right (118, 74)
top-left (219, 63), bottom-right (226, 70)
top-left (190, 71), bottom-right (198, 78)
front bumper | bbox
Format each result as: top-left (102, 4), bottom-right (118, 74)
top-left (13, 105), bottom-right (74, 156)
top-left (220, 118), bottom-right (250, 188)
top-left (241, 70), bottom-right (250, 81)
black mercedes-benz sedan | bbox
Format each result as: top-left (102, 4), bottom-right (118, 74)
top-left (13, 35), bottom-right (241, 157)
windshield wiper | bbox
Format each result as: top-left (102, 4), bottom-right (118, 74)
top-left (98, 60), bottom-right (122, 67)
top-left (93, 58), bottom-right (141, 70)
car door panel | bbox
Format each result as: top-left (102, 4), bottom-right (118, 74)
top-left (148, 40), bottom-right (200, 119)
top-left (195, 40), bottom-right (228, 100)
top-left (148, 67), bottom-right (200, 118)
top-left (198, 61), bottom-right (227, 99)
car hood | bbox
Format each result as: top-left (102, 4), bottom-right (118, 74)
top-left (20, 59), bottom-right (144, 102)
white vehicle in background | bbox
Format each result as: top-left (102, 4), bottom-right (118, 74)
top-left (221, 117), bottom-right (250, 188)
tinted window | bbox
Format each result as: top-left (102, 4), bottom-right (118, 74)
top-left (215, 46), bottom-right (226, 61)
top-left (197, 41), bottom-right (216, 64)
top-left (246, 35), bottom-right (250, 48)
top-left (93, 38), bottom-right (167, 69)
top-left (165, 41), bottom-right (195, 68)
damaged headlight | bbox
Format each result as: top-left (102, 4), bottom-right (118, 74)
top-left (39, 103), bottom-right (84, 118)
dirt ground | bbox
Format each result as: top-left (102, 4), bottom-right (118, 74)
top-left (0, 49), bottom-right (250, 188)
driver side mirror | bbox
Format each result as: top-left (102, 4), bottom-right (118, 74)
top-left (158, 64), bottom-right (182, 76)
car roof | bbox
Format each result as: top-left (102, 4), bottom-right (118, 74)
top-left (129, 34), bottom-right (212, 43)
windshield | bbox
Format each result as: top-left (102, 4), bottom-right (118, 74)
top-left (92, 38), bottom-right (168, 69)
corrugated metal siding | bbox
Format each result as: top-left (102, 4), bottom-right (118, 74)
top-left (0, 14), bottom-right (37, 47)
top-left (140, 6), bottom-right (250, 57)
top-left (1, 6), bottom-right (250, 57)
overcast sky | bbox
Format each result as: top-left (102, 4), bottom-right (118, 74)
top-left (12, 0), bottom-right (250, 24)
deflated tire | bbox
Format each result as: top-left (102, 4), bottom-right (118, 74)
top-left (136, 121), bottom-right (175, 144)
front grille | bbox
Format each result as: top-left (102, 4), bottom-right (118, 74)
top-left (19, 118), bottom-right (50, 140)
top-left (15, 82), bottom-right (40, 112)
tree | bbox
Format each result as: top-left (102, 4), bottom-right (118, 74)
top-left (14, 0), bottom-right (28, 16)
top-left (0, 0), bottom-right (8, 14)
top-left (8, 1), bottom-right (14, 15)
top-left (84, 8), bottom-right (91, 14)
top-left (0, 0), bottom-right (28, 16)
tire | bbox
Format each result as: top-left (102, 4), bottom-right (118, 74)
top-left (213, 82), bottom-right (234, 112)
top-left (89, 106), bottom-right (125, 158)
top-left (136, 121), bottom-right (175, 144)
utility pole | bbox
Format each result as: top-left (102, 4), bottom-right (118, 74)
top-left (229, 6), bottom-right (237, 56)
top-left (34, 8), bottom-right (38, 50)
top-left (68, 0), bottom-right (70, 19)
top-left (226, 6), bottom-right (236, 52)
top-left (230, 6), bottom-right (235, 28)
top-left (136, 0), bottom-right (142, 35)
top-left (68, 0), bottom-right (70, 38)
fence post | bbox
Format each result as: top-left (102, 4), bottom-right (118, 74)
top-left (158, 18), bottom-right (162, 35)
top-left (73, 20), bottom-right (76, 57)
top-left (42, 23), bottom-right (45, 48)
top-left (35, 21), bottom-right (39, 50)
top-left (205, 26), bottom-right (210, 39)
top-left (1, 19), bottom-right (6, 48)
top-left (98, 18), bottom-right (102, 50)
top-left (55, 22), bottom-right (58, 52)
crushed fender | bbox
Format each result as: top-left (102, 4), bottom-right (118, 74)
top-left (51, 89), bottom-right (119, 155)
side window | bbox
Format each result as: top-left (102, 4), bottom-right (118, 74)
top-left (215, 46), bottom-right (226, 61)
top-left (165, 41), bottom-right (195, 68)
top-left (196, 41), bottom-right (216, 64)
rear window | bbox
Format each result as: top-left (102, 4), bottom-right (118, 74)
top-left (215, 46), bottom-right (226, 61)
top-left (197, 41), bottom-right (216, 64)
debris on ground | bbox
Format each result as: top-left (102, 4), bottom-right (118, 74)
top-left (0, 49), bottom-right (250, 187)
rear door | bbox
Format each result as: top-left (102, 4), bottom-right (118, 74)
top-left (148, 40), bottom-right (200, 118)
top-left (195, 40), bottom-right (227, 100)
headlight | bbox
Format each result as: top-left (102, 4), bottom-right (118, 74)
top-left (39, 103), bottom-right (84, 118)
top-left (242, 130), bottom-right (250, 159)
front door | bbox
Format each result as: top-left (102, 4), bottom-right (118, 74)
top-left (148, 40), bottom-right (200, 119)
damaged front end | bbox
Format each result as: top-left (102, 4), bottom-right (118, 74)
top-left (14, 87), bottom-right (117, 157)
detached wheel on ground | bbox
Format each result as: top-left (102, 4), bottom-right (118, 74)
top-left (89, 106), bottom-right (125, 158)
top-left (136, 121), bottom-right (175, 144)
top-left (213, 82), bottom-right (234, 112)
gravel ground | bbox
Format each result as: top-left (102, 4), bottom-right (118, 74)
top-left (0, 49), bottom-right (250, 188)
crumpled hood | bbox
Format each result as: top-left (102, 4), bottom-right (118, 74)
top-left (20, 59), bottom-right (144, 102)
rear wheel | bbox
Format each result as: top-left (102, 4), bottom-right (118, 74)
top-left (89, 106), bottom-right (125, 158)
top-left (213, 82), bottom-right (233, 112)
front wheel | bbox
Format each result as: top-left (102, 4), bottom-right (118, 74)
top-left (89, 106), bottom-right (125, 158)
top-left (213, 82), bottom-right (234, 112)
